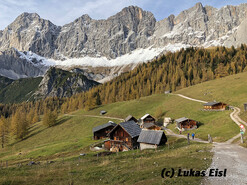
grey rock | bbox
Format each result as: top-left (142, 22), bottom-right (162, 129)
top-left (0, 48), bottom-right (48, 79)
top-left (34, 67), bottom-right (99, 98)
top-left (1, 4), bottom-right (247, 81)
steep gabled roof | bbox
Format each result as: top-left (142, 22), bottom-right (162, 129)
top-left (109, 121), bottom-right (141, 138)
top-left (203, 102), bottom-right (220, 106)
top-left (141, 114), bottom-right (155, 120)
top-left (93, 121), bottom-right (117, 133)
top-left (125, 115), bottom-right (138, 122)
top-left (137, 130), bottom-right (165, 145)
top-left (175, 117), bottom-right (189, 123)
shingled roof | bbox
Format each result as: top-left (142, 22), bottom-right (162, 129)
top-left (175, 117), bottom-right (189, 123)
top-left (109, 121), bottom-right (141, 138)
top-left (141, 114), bottom-right (155, 120)
top-left (125, 115), bottom-right (138, 122)
top-left (203, 102), bottom-right (220, 106)
top-left (137, 130), bottom-right (165, 145)
top-left (142, 122), bottom-right (155, 128)
top-left (92, 121), bottom-right (117, 133)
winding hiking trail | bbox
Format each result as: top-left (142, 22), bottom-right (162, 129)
top-left (65, 114), bottom-right (124, 121)
top-left (171, 93), bottom-right (247, 185)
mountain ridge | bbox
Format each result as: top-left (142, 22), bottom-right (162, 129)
top-left (1, 3), bottom-right (247, 80)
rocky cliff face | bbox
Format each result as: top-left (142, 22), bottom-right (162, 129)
top-left (34, 67), bottom-right (99, 98)
top-left (0, 13), bottom-right (60, 57)
top-left (0, 6), bottom-right (155, 59)
top-left (152, 3), bottom-right (247, 48)
top-left (0, 48), bottom-right (48, 79)
top-left (1, 3), bottom-right (247, 80)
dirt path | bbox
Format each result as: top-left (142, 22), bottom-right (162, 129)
top-left (175, 94), bottom-right (207, 103)
top-left (173, 93), bottom-right (243, 143)
top-left (203, 143), bottom-right (247, 185)
top-left (173, 93), bottom-right (247, 184)
top-left (65, 114), bottom-right (124, 121)
top-left (165, 128), bottom-right (208, 144)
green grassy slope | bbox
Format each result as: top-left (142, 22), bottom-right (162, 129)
top-left (3, 70), bottom-right (247, 184)
top-left (0, 137), bottom-right (212, 185)
top-left (0, 77), bottom-right (42, 103)
top-left (176, 71), bottom-right (247, 145)
top-left (79, 94), bottom-right (238, 142)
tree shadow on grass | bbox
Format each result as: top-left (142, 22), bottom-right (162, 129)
top-left (9, 117), bottom-right (72, 146)
top-left (197, 122), bottom-right (204, 128)
top-left (54, 116), bottom-right (72, 126)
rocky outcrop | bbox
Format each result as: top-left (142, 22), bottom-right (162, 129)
top-left (34, 67), bottom-right (99, 98)
top-left (0, 48), bottom-right (48, 79)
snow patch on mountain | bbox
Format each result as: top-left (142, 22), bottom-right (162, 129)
top-left (16, 44), bottom-right (188, 68)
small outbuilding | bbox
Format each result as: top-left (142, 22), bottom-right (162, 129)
top-left (137, 130), bottom-right (167, 150)
top-left (100, 110), bottom-right (107, 115)
top-left (93, 121), bottom-right (117, 140)
top-left (125, 115), bottom-right (138, 123)
top-left (203, 102), bottom-right (227, 110)
top-left (175, 117), bottom-right (197, 130)
top-left (140, 114), bottom-right (156, 125)
top-left (104, 121), bottom-right (141, 152)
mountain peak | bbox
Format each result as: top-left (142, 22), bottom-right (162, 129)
top-left (18, 12), bottom-right (41, 20)
top-left (195, 2), bottom-right (203, 8)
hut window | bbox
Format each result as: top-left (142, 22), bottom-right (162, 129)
top-left (126, 138), bottom-right (128, 142)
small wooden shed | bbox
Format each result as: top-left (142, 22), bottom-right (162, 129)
top-left (92, 121), bottom-right (117, 140)
top-left (203, 102), bottom-right (227, 110)
top-left (175, 117), bottom-right (197, 130)
top-left (100, 110), bottom-right (107, 115)
top-left (137, 130), bottom-right (167, 150)
top-left (125, 115), bottom-right (138, 123)
top-left (140, 114), bottom-right (156, 124)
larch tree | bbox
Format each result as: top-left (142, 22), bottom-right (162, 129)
top-left (0, 117), bottom-right (9, 148)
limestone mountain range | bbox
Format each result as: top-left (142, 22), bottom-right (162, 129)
top-left (1, 2), bottom-right (247, 81)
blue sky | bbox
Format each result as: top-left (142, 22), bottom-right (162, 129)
top-left (0, 0), bottom-right (246, 30)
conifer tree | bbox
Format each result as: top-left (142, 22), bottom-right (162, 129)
top-left (0, 117), bottom-right (9, 148)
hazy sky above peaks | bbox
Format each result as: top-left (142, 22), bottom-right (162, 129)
top-left (0, 0), bottom-right (246, 29)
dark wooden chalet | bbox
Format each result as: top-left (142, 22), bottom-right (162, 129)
top-left (141, 114), bottom-right (156, 124)
top-left (125, 115), bottom-right (138, 123)
top-left (92, 121), bottom-right (117, 140)
top-left (141, 122), bottom-right (161, 130)
top-left (104, 121), bottom-right (141, 152)
top-left (175, 117), bottom-right (197, 130)
top-left (203, 102), bottom-right (227, 110)
top-left (137, 130), bottom-right (167, 150)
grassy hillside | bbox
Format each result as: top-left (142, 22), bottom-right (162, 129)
top-left (0, 77), bottom-right (42, 103)
top-left (0, 107), bottom-right (212, 185)
top-left (3, 70), bottom-right (247, 184)
top-left (79, 94), bottom-right (238, 142)
top-left (0, 139), bottom-right (212, 185)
